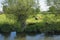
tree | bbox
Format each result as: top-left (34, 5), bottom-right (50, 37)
top-left (3, 0), bottom-right (40, 31)
top-left (47, 0), bottom-right (60, 13)
top-left (48, 6), bottom-right (56, 13)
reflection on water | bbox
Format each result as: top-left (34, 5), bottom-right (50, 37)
top-left (9, 32), bottom-right (16, 40)
top-left (0, 32), bottom-right (60, 40)
top-left (53, 35), bottom-right (60, 40)
top-left (0, 34), bottom-right (4, 40)
top-left (26, 33), bottom-right (45, 40)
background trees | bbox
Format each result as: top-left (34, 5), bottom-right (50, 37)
top-left (47, 0), bottom-right (60, 13)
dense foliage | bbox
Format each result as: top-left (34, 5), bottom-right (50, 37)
top-left (0, 0), bottom-right (60, 33)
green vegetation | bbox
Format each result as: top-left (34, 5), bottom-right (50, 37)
top-left (25, 13), bottom-right (60, 32)
top-left (0, 13), bottom-right (60, 33)
top-left (0, 0), bottom-right (60, 33)
top-left (0, 14), bottom-right (16, 32)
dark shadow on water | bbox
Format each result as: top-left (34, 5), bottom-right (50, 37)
top-left (16, 31), bottom-right (41, 36)
top-left (0, 32), bottom-right (10, 37)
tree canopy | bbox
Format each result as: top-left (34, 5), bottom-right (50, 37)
top-left (47, 0), bottom-right (60, 13)
top-left (3, 0), bottom-right (40, 31)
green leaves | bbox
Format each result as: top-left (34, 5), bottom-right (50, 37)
top-left (47, 0), bottom-right (60, 13)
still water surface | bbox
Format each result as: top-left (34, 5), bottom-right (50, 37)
top-left (0, 32), bottom-right (60, 40)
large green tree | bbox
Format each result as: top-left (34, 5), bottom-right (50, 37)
top-left (3, 0), bottom-right (40, 31)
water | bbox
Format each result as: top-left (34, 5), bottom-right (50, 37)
top-left (0, 32), bottom-right (60, 40)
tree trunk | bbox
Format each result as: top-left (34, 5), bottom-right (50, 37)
top-left (20, 20), bottom-right (26, 32)
top-left (17, 14), bottom-right (27, 32)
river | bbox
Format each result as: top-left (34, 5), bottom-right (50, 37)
top-left (0, 32), bottom-right (60, 40)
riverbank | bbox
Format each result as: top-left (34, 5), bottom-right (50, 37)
top-left (0, 13), bottom-right (60, 33)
